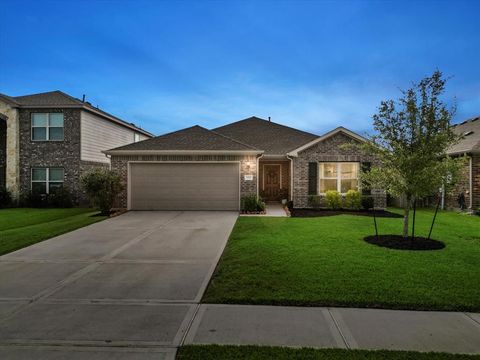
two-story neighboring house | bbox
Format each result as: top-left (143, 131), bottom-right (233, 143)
top-left (0, 90), bottom-right (152, 204)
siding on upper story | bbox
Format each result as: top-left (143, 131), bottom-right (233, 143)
top-left (80, 110), bottom-right (149, 163)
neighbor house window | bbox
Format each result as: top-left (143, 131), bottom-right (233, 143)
top-left (134, 133), bottom-right (141, 142)
top-left (31, 168), bottom-right (64, 194)
top-left (319, 162), bottom-right (359, 194)
top-left (31, 113), bottom-right (64, 141)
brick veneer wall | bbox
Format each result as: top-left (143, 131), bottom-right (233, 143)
top-left (292, 132), bottom-right (386, 208)
top-left (445, 156), bottom-right (471, 209)
top-left (0, 117), bottom-right (6, 188)
top-left (110, 154), bottom-right (258, 209)
top-left (18, 108), bottom-right (107, 205)
top-left (471, 154), bottom-right (480, 210)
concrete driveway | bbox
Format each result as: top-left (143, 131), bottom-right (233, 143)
top-left (0, 211), bottom-right (238, 359)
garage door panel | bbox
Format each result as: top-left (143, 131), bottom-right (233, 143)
top-left (129, 163), bottom-right (240, 210)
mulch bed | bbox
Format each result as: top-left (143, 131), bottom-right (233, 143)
top-left (364, 234), bottom-right (446, 250)
top-left (291, 208), bottom-right (402, 218)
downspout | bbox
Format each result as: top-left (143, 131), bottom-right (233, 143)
top-left (287, 155), bottom-right (294, 202)
top-left (256, 153), bottom-right (264, 198)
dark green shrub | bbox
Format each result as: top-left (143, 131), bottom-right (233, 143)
top-left (241, 195), bottom-right (265, 212)
top-left (344, 190), bottom-right (361, 210)
top-left (81, 169), bottom-right (123, 215)
top-left (361, 195), bottom-right (375, 210)
top-left (48, 187), bottom-right (73, 208)
top-left (325, 190), bottom-right (342, 209)
top-left (307, 195), bottom-right (322, 208)
top-left (0, 187), bottom-right (12, 208)
top-left (286, 200), bottom-right (294, 210)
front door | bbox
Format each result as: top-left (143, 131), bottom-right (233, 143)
top-left (264, 165), bottom-right (281, 201)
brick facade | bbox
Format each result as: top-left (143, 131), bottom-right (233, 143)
top-left (0, 116), bottom-right (6, 188)
top-left (111, 154), bottom-right (258, 209)
top-left (471, 154), bottom-right (480, 210)
top-left (18, 108), bottom-right (107, 205)
top-left (292, 132), bottom-right (386, 208)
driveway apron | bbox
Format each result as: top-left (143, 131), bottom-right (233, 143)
top-left (0, 211), bottom-right (238, 359)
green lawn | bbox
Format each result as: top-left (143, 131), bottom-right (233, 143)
top-left (203, 209), bottom-right (480, 311)
top-left (177, 345), bottom-right (479, 360)
top-left (0, 208), bottom-right (106, 256)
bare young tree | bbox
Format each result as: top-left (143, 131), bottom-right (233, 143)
top-left (361, 71), bottom-right (464, 239)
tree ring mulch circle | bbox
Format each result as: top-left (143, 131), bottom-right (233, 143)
top-left (364, 235), bottom-right (445, 250)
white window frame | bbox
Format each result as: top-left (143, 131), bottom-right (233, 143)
top-left (31, 113), bottom-right (64, 141)
top-left (31, 167), bottom-right (64, 194)
top-left (318, 162), bottom-right (359, 194)
top-left (134, 133), bottom-right (141, 142)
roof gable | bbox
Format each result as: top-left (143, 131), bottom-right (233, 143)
top-left (106, 125), bottom-right (261, 153)
top-left (287, 127), bottom-right (368, 156)
top-left (213, 116), bottom-right (318, 155)
top-left (0, 90), bottom-right (152, 137)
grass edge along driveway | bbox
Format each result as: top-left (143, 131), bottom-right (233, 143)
top-left (203, 208), bottom-right (480, 311)
top-left (0, 208), bottom-right (106, 256)
top-left (176, 345), bottom-right (480, 360)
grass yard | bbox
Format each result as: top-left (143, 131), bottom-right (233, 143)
top-left (176, 345), bottom-right (480, 360)
top-left (203, 208), bottom-right (480, 311)
top-left (0, 208), bottom-right (106, 256)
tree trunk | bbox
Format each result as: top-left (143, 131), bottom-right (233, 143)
top-left (402, 201), bottom-right (410, 239)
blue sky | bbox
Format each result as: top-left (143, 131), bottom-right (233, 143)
top-left (1, 0), bottom-right (479, 136)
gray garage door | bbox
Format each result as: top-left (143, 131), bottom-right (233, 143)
top-left (129, 163), bottom-right (240, 210)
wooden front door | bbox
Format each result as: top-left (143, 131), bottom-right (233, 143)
top-left (263, 165), bottom-right (281, 201)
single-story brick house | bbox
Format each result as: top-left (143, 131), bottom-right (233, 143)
top-left (105, 117), bottom-right (386, 211)
top-left (444, 116), bottom-right (480, 210)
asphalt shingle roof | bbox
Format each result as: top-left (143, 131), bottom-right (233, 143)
top-left (108, 125), bottom-right (260, 152)
top-left (448, 117), bottom-right (480, 154)
top-left (213, 116), bottom-right (319, 155)
top-left (0, 90), bottom-right (152, 136)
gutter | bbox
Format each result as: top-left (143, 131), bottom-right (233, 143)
top-left (103, 149), bottom-right (265, 156)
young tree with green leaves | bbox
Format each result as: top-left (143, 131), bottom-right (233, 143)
top-left (361, 71), bottom-right (464, 239)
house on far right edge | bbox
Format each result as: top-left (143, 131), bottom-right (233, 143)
top-left (445, 116), bottom-right (480, 211)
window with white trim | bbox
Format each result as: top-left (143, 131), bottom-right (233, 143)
top-left (31, 113), bottom-right (64, 141)
top-left (319, 162), bottom-right (359, 194)
top-left (31, 168), bottom-right (64, 194)
top-left (134, 133), bottom-right (141, 142)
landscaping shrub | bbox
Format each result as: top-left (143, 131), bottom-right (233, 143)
top-left (0, 187), bottom-right (12, 208)
top-left (361, 195), bottom-right (375, 210)
top-left (325, 190), bottom-right (342, 209)
top-left (241, 195), bottom-right (265, 212)
top-left (344, 190), bottom-right (361, 210)
top-left (307, 195), bottom-right (322, 208)
top-left (20, 187), bottom-right (73, 208)
top-left (48, 187), bottom-right (73, 208)
top-left (81, 169), bottom-right (123, 215)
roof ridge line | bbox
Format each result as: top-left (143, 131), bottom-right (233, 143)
top-left (209, 128), bottom-right (261, 150)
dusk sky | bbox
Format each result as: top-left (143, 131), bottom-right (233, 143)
top-left (1, 0), bottom-right (479, 136)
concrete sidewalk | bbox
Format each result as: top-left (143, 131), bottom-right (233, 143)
top-left (184, 304), bottom-right (480, 355)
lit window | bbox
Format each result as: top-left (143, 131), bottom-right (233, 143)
top-left (319, 162), bottom-right (359, 194)
top-left (31, 113), bottom-right (64, 141)
top-left (31, 167), bottom-right (64, 194)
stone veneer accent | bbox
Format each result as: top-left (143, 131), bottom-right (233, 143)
top-left (18, 108), bottom-right (106, 204)
top-left (292, 132), bottom-right (386, 209)
top-left (0, 100), bottom-right (20, 199)
top-left (445, 154), bottom-right (480, 210)
top-left (111, 154), bottom-right (258, 209)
